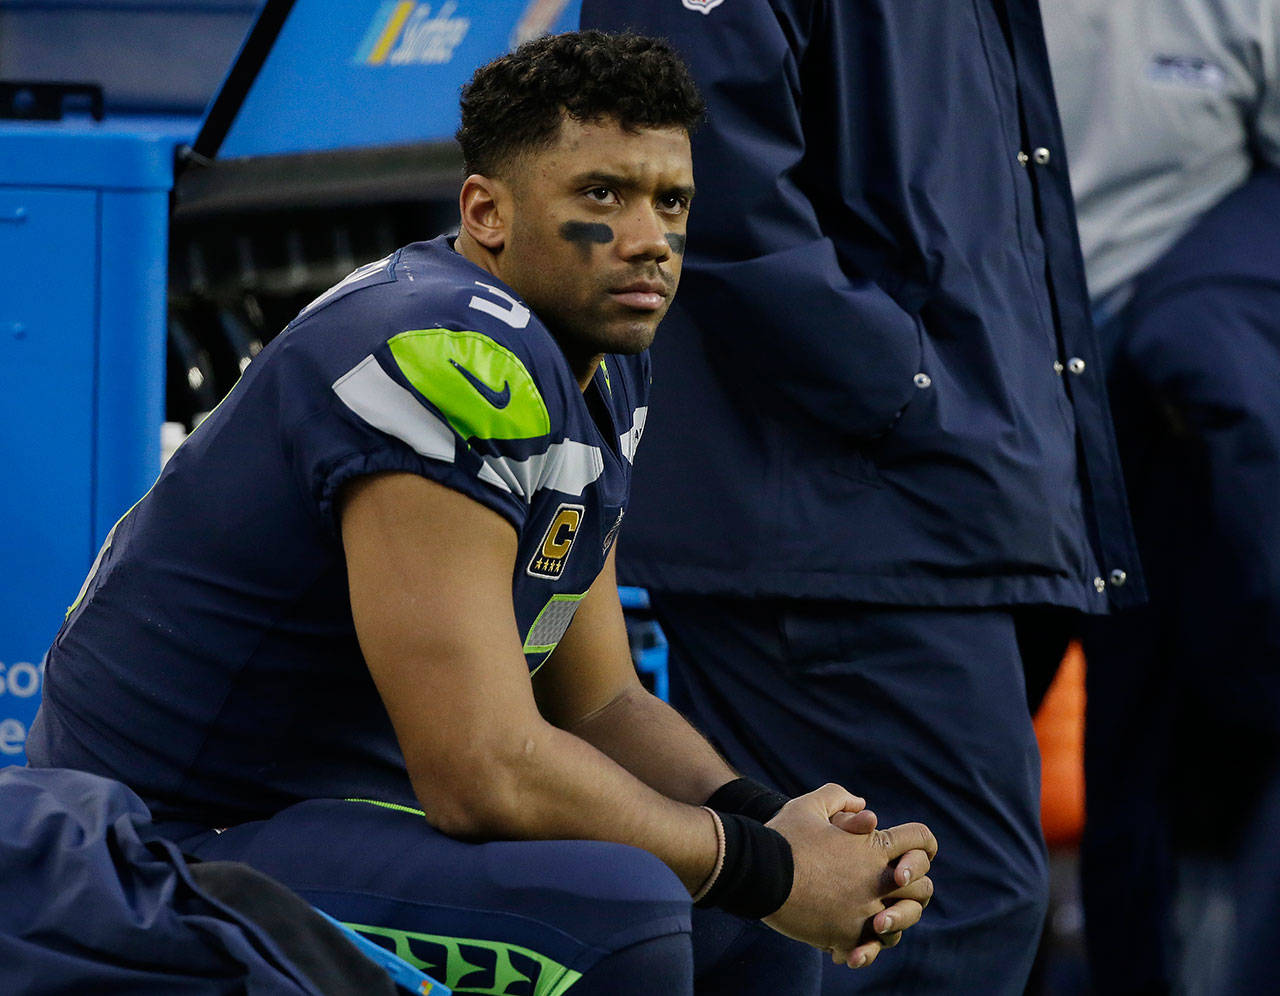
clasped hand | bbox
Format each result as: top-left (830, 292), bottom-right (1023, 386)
top-left (763, 783), bottom-right (937, 970)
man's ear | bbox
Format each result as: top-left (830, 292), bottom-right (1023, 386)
top-left (459, 174), bottom-right (511, 251)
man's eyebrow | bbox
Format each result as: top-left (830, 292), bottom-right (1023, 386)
top-left (572, 170), bottom-right (638, 189)
top-left (571, 171), bottom-right (696, 199)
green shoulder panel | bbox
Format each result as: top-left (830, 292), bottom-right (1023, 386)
top-left (388, 328), bottom-right (550, 441)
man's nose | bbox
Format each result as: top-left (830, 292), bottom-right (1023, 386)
top-left (616, 206), bottom-right (671, 262)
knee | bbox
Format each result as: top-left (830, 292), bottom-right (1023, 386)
top-left (538, 840), bottom-right (690, 907)
top-left (488, 838), bottom-right (691, 945)
top-left (572, 932), bottom-right (694, 996)
top-left (526, 843), bottom-right (693, 994)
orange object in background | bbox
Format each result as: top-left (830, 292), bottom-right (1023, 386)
top-left (1034, 641), bottom-right (1086, 848)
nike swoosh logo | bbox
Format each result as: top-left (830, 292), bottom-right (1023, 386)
top-left (449, 359), bottom-right (512, 409)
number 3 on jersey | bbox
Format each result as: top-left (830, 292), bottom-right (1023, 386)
top-left (469, 281), bottom-right (530, 329)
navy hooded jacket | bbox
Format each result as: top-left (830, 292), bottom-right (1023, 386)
top-left (582, 0), bottom-right (1143, 610)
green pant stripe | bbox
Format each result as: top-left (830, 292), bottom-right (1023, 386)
top-left (344, 797), bottom-right (427, 817)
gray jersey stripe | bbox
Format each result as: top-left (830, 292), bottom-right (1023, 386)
top-left (299, 256), bottom-right (393, 320)
top-left (481, 451), bottom-right (546, 501)
top-left (479, 439), bottom-right (601, 501)
top-left (544, 440), bottom-right (604, 496)
top-left (524, 592), bottom-right (588, 657)
top-left (619, 405), bottom-right (648, 464)
top-left (476, 460), bottom-right (515, 494)
top-left (333, 356), bottom-right (456, 463)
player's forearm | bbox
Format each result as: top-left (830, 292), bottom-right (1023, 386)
top-left (404, 717), bottom-right (720, 891)
top-left (566, 683), bottom-right (738, 805)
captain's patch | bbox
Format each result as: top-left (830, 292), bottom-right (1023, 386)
top-left (527, 503), bottom-right (584, 580)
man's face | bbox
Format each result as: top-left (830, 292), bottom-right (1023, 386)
top-left (495, 116), bottom-right (694, 369)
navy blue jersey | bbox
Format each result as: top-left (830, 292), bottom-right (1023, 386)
top-left (28, 237), bottom-right (650, 825)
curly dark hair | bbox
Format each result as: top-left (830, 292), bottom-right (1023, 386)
top-left (456, 30), bottom-right (704, 178)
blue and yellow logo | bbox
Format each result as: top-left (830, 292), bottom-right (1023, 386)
top-left (354, 2), bottom-right (470, 67)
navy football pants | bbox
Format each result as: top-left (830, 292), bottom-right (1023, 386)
top-left (652, 596), bottom-right (1051, 996)
top-left (160, 798), bottom-right (820, 995)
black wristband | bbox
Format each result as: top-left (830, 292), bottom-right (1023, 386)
top-left (705, 777), bottom-right (790, 823)
top-left (694, 812), bottom-right (794, 920)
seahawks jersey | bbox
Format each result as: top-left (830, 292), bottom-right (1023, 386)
top-left (27, 237), bottom-right (650, 825)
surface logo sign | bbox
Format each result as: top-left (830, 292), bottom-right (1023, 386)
top-left (355, 1), bottom-right (470, 66)
top-left (0, 659), bottom-right (44, 758)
